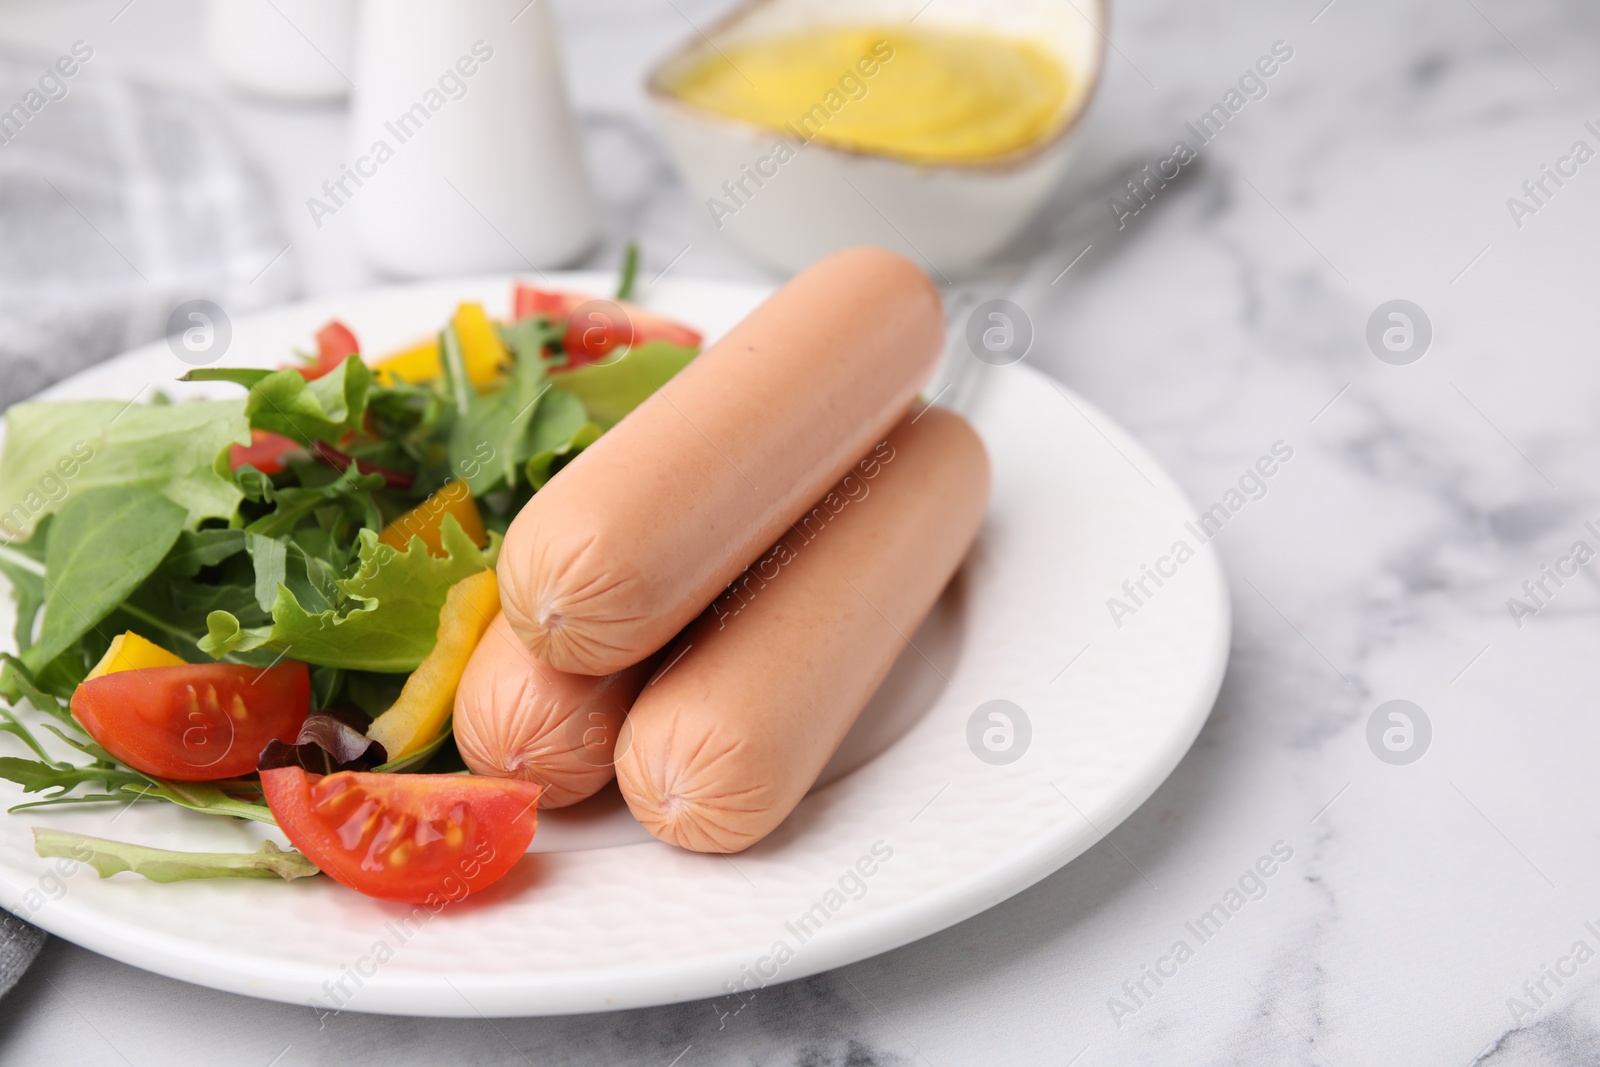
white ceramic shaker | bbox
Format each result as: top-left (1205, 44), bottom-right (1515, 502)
top-left (347, 0), bottom-right (599, 277)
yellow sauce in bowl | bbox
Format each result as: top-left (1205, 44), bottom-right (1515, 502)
top-left (667, 25), bottom-right (1071, 164)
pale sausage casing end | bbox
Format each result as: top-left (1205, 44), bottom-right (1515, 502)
top-left (454, 614), bottom-right (649, 809)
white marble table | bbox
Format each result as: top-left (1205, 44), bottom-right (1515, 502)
top-left (1, 0), bottom-right (1597, 1063)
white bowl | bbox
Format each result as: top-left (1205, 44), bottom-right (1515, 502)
top-left (647, 0), bottom-right (1107, 278)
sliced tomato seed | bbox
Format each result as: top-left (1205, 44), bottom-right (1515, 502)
top-left (337, 798), bottom-right (381, 851)
top-left (316, 779), bottom-right (476, 872)
top-left (362, 813), bottom-right (412, 872)
top-left (312, 776), bottom-right (359, 813)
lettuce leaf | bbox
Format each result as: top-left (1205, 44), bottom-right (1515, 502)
top-left (34, 828), bottom-right (318, 882)
top-left (550, 341), bottom-right (698, 428)
top-left (0, 398), bottom-right (250, 537)
top-left (201, 516), bottom-right (492, 672)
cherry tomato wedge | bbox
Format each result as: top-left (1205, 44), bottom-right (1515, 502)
top-left (229, 429), bottom-right (302, 475)
top-left (71, 663), bottom-right (310, 781)
top-left (260, 767), bottom-right (542, 903)
top-left (301, 320), bottom-right (361, 380)
top-left (512, 284), bottom-right (702, 368)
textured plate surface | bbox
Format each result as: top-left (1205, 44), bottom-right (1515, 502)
top-left (0, 274), bottom-right (1229, 1016)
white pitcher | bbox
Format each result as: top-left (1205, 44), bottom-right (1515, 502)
top-left (347, 0), bottom-right (599, 277)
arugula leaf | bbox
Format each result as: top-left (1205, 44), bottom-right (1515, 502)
top-left (439, 326), bottom-right (472, 417)
top-left (105, 579), bottom-right (256, 666)
top-left (0, 654), bottom-right (80, 717)
top-left (201, 517), bottom-right (491, 672)
top-left (34, 829), bottom-right (318, 882)
top-left (310, 666), bottom-right (344, 709)
top-left (365, 381), bottom-right (453, 482)
top-left (23, 648), bottom-right (93, 702)
top-left (0, 700), bottom-right (53, 760)
top-left (449, 331), bottom-right (550, 496)
top-left (0, 399), bottom-right (249, 537)
top-left (279, 537), bottom-right (346, 615)
top-left (86, 530), bottom-right (261, 667)
top-left (0, 756), bottom-right (145, 795)
top-left (500, 315), bottom-right (562, 371)
top-left (523, 391), bottom-right (600, 489)
top-left (180, 368), bottom-right (274, 389)
top-left (187, 357), bottom-right (371, 447)
top-left (132, 778), bottom-right (276, 823)
top-left (159, 528), bottom-right (248, 579)
top-left (616, 241), bottom-right (640, 302)
top-left (345, 670), bottom-right (403, 718)
top-left (26, 486), bottom-right (187, 671)
top-left (39, 721), bottom-right (115, 761)
top-left (551, 341), bottom-right (698, 428)
top-left (244, 463), bottom-right (385, 540)
top-left (373, 718), bottom-right (454, 772)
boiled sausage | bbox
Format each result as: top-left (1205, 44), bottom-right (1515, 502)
top-left (614, 406), bottom-right (989, 852)
top-left (498, 246), bottom-right (943, 675)
top-left (454, 614), bottom-right (651, 808)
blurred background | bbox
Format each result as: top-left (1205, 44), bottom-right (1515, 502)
top-left (0, 0), bottom-right (1159, 403)
top-left (2, 0), bottom-right (1600, 1064)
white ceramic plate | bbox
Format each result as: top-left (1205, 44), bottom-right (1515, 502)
top-left (0, 274), bottom-right (1229, 1017)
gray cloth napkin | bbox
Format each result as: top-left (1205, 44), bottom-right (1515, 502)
top-left (0, 46), bottom-right (295, 408)
top-left (0, 909), bottom-right (45, 998)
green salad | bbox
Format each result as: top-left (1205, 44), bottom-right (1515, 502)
top-left (0, 260), bottom-right (702, 902)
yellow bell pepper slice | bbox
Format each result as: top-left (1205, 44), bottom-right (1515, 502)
top-left (371, 339), bottom-right (441, 387)
top-left (365, 569), bottom-right (499, 761)
top-left (368, 303), bottom-right (509, 389)
top-left (85, 632), bottom-right (185, 682)
top-left (452, 301), bottom-right (511, 385)
top-left (378, 483), bottom-right (489, 558)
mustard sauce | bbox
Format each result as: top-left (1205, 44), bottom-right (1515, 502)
top-left (669, 26), bottom-right (1071, 164)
